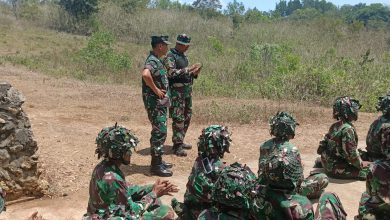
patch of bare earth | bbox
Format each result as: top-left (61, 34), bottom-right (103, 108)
top-left (0, 65), bottom-right (379, 220)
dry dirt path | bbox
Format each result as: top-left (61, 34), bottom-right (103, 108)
top-left (0, 66), bottom-right (379, 220)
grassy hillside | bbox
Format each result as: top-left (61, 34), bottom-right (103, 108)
top-left (0, 2), bottom-right (389, 116)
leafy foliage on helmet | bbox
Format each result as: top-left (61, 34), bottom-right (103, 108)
top-left (212, 162), bottom-right (257, 209)
top-left (376, 94), bottom-right (390, 115)
top-left (263, 148), bottom-right (304, 190)
top-left (95, 124), bottom-right (139, 160)
top-left (333, 96), bottom-right (361, 121)
top-left (269, 111), bottom-right (299, 139)
top-left (197, 125), bottom-right (231, 158)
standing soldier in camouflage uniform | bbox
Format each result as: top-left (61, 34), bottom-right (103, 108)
top-left (317, 96), bottom-right (370, 180)
top-left (253, 149), bottom-right (347, 220)
top-left (197, 162), bottom-right (257, 220)
top-left (164, 34), bottom-right (201, 156)
top-left (83, 124), bottom-right (178, 220)
top-left (357, 113), bottom-right (390, 219)
top-left (363, 94), bottom-right (390, 161)
top-left (171, 125), bottom-right (232, 219)
top-left (258, 111), bottom-right (329, 199)
top-left (142, 35), bottom-right (174, 177)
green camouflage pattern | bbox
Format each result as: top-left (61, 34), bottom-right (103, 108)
top-left (358, 159), bottom-right (390, 219)
top-left (259, 139), bottom-right (328, 199)
top-left (319, 121), bottom-right (368, 179)
top-left (85, 159), bottom-right (174, 219)
top-left (165, 48), bottom-right (193, 145)
top-left (95, 124), bottom-right (139, 160)
top-left (365, 115), bottom-right (390, 160)
top-left (197, 125), bottom-right (232, 158)
top-left (269, 111), bottom-right (299, 140)
top-left (197, 163), bottom-right (257, 220)
top-left (332, 96), bottom-right (361, 121)
top-left (382, 126), bottom-right (390, 159)
top-left (142, 52), bottom-right (169, 156)
top-left (314, 192), bottom-right (347, 220)
top-left (376, 94), bottom-right (390, 115)
top-left (0, 188), bottom-right (5, 213)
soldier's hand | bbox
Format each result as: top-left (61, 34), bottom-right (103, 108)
top-left (362, 161), bottom-right (372, 168)
top-left (154, 89), bottom-right (166, 99)
top-left (161, 180), bottom-right (179, 196)
top-left (153, 179), bottom-right (179, 197)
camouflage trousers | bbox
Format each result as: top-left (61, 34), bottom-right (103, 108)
top-left (141, 204), bottom-right (175, 220)
top-left (298, 173), bottom-right (329, 199)
top-left (172, 199), bottom-right (211, 220)
top-left (169, 85), bottom-right (192, 145)
top-left (321, 153), bottom-right (369, 180)
top-left (357, 191), bottom-right (390, 220)
top-left (145, 105), bottom-right (167, 156)
top-left (315, 192), bottom-right (347, 220)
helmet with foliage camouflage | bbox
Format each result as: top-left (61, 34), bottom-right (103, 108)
top-left (376, 94), bottom-right (390, 115)
top-left (212, 162), bottom-right (257, 210)
top-left (332, 96), bottom-right (361, 121)
top-left (263, 148), bottom-right (304, 190)
top-left (269, 111), bottom-right (299, 140)
top-left (95, 123), bottom-right (139, 161)
top-left (366, 161), bottom-right (390, 205)
top-left (197, 125), bottom-right (231, 158)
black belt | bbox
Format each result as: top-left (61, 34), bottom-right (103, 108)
top-left (169, 78), bottom-right (192, 84)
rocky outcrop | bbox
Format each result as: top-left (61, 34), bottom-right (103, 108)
top-left (0, 82), bottom-right (43, 200)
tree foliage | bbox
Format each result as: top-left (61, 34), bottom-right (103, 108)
top-left (58, 0), bottom-right (99, 20)
top-left (192, 0), bottom-right (221, 10)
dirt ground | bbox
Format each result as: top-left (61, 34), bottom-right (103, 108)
top-left (0, 66), bottom-right (380, 220)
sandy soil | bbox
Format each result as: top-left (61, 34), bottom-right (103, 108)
top-left (0, 65), bottom-right (380, 220)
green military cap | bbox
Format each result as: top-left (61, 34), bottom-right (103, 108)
top-left (151, 35), bottom-right (172, 45)
top-left (176, 34), bottom-right (191, 45)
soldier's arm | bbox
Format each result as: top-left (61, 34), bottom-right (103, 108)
top-left (164, 55), bottom-right (191, 78)
top-left (342, 128), bottom-right (363, 169)
top-left (127, 184), bottom-right (153, 201)
top-left (142, 68), bottom-right (165, 98)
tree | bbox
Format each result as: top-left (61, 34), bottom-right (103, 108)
top-left (58, 0), bottom-right (99, 20)
top-left (245, 7), bottom-right (268, 23)
top-left (192, 0), bottom-right (221, 10)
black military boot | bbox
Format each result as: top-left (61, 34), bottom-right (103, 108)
top-left (181, 143), bottom-right (192, 150)
top-left (162, 160), bottom-right (173, 169)
top-left (151, 156), bottom-right (173, 177)
top-left (173, 144), bottom-right (187, 157)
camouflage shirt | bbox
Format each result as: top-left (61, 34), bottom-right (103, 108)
top-left (86, 159), bottom-right (156, 216)
top-left (164, 48), bottom-right (193, 86)
top-left (142, 51), bottom-right (169, 97)
top-left (258, 138), bottom-right (302, 180)
top-left (366, 115), bottom-right (390, 158)
top-left (323, 121), bottom-right (362, 169)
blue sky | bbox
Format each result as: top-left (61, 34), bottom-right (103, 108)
top-left (179, 0), bottom-right (390, 11)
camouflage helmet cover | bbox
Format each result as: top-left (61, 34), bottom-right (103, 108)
top-left (263, 148), bottom-right (304, 190)
top-left (269, 111), bottom-right (299, 139)
top-left (212, 162), bottom-right (257, 209)
top-left (95, 124), bottom-right (139, 160)
top-left (197, 125), bottom-right (232, 158)
top-left (333, 96), bottom-right (361, 121)
top-left (376, 94), bottom-right (390, 115)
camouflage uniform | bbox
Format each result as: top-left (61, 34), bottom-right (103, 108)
top-left (0, 188), bottom-right (5, 214)
top-left (197, 162), bottom-right (257, 220)
top-left (253, 147), bottom-right (346, 220)
top-left (142, 51), bottom-right (169, 157)
top-left (84, 125), bottom-right (174, 220)
top-left (357, 107), bottom-right (390, 219)
top-left (164, 34), bottom-right (195, 154)
top-left (258, 112), bottom-right (328, 199)
top-left (318, 97), bottom-right (369, 180)
top-left (171, 125), bottom-right (231, 220)
top-left (364, 95), bottom-right (390, 161)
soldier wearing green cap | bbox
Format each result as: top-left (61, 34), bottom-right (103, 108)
top-left (164, 34), bottom-right (202, 157)
top-left (142, 35), bottom-right (175, 177)
top-left (83, 124), bottom-right (178, 220)
top-left (258, 111), bottom-right (329, 199)
top-left (317, 96), bottom-right (371, 180)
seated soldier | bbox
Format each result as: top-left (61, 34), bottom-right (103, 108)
top-left (253, 149), bottom-right (347, 220)
top-left (317, 96), bottom-right (370, 180)
top-left (258, 111), bottom-right (328, 199)
top-left (363, 94), bottom-right (390, 161)
top-left (171, 125), bottom-right (232, 220)
top-left (83, 124), bottom-right (178, 220)
top-left (197, 162), bottom-right (257, 220)
top-left (357, 125), bottom-right (390, 219)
